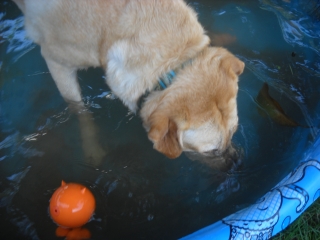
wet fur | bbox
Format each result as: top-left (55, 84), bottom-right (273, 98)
top-left (13, 0), bottom-right (244, 161)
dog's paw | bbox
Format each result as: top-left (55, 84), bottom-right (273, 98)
top-left (83, 142), bottom-right (108, 167)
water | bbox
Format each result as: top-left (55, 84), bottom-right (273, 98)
top-left (1, 0), bottom-right (320, 239)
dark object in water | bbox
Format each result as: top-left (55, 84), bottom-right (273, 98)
top-left (256, 83), bottom-right (300, 127)
top-left (185, 144), bottom-right (242, 172)
top-left (209, 33), bottom-right (237, 46)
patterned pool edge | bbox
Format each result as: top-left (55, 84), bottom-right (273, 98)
top-left (181, 136), bottom-right (320, 240)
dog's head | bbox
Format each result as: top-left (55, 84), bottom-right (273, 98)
top-left (140, 47), bottom-right (244, 159)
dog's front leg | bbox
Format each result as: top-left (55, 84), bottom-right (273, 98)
top-left (76, 109), bottom-right (107, 166)
top-left (45, 58), bottom-right (107, 166)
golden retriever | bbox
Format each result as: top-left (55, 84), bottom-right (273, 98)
top-left (13, 0), bottom-right (244, 163)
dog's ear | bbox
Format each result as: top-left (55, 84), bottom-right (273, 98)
top-left (147, 113), bottom-right (182, 159)
top-left (221, 56), bottom-right (245, 78)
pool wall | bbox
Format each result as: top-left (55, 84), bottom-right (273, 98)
top-left (182, 134), bottom-right (320, 239)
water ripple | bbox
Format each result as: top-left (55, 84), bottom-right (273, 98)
top-left (0, 15), bottom-right (35, 62)
top-left (260, 0), bottom-right (320, 55)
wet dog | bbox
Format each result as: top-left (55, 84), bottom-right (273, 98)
top-left (13, 0), bottom-right (244, 165)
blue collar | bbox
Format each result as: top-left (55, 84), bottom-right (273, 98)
top-left (155, 70), bottom-right (176, 90)
top-left (137, 69), bottom-right (177, 111)
top-left (137, 57), bottom-right (194, 111)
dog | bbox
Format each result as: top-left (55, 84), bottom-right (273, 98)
top-left (12, 0), bottom-right (244, 164)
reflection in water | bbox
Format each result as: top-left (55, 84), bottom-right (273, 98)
top-left (0, 15), bottom-right (35, 63)
top-left (260, 0), bottom-right (320, 54)
top-left (0, 132), bottom-right (44, 161)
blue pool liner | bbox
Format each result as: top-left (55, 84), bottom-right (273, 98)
top-left (182, 135), bottom-right (320, 239)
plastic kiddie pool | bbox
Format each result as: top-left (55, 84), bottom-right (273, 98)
top-left (1, 0), bottom-right (320, 239)
top-left (182, 136), bottom-right (320, 239)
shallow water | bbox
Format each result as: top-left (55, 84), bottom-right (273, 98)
top-left (1, 0), bottom-right (320, 239)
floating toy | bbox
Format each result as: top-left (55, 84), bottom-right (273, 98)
top-left (49, 180), bottom-right (95, 228)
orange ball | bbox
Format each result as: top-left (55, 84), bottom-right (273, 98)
top-left (49, 181), bottom-right (95, 228)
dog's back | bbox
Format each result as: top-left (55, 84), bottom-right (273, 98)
top-left (13, 0), bottom-right (127, 68)
top-left (13, 0), bottom-right (207, 70)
